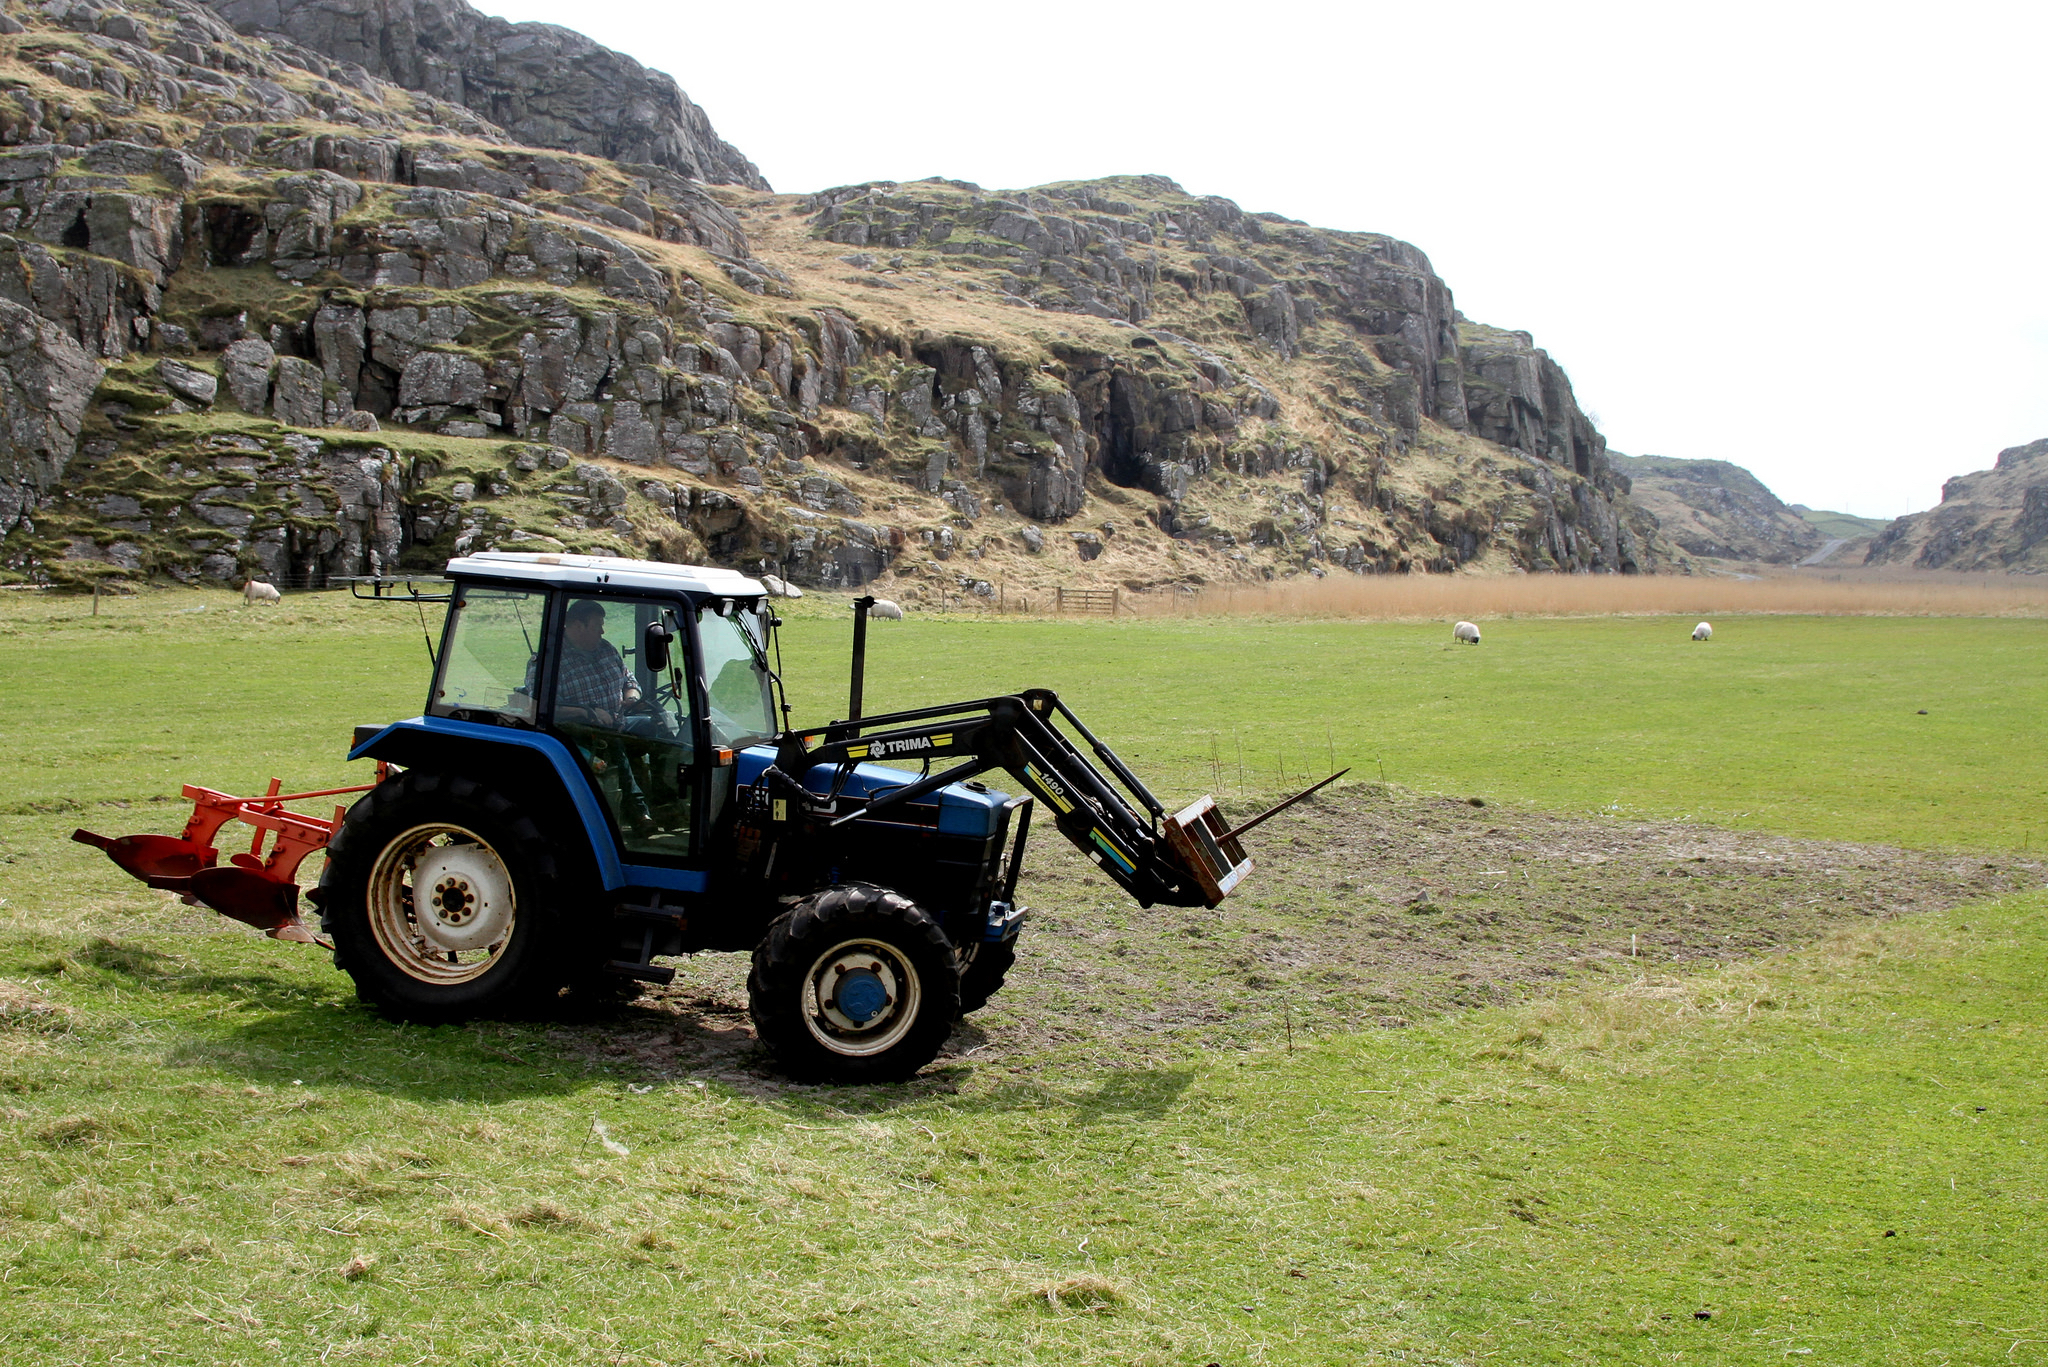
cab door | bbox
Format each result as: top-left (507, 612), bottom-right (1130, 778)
top-left (690, 600), bottom-right (781, 835)
top-left (543, 594), bottom-right (698, 859)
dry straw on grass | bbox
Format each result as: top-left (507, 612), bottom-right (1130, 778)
top-left (0, 980), bottom-right (73, 1033)
top-left (1137, 571), bottom-right (2048, 621)
top-left (1489, 921), bottom-right (1942, 1082)
top-left (1017, 1274), bottom-right (1129, 1313)
top-left (512, 1199), bottom-right (599, 1231)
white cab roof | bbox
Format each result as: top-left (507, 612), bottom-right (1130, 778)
top-left (446, 552), bottom-right (767, 597)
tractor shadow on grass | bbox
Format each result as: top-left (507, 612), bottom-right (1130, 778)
top-left (170, 1004), bottom-right (606, 1102)
top-left (1067, 1065), bottom-right (1196, 1123)
top-left (53, 934), bottom-right (658, 1102)
top-left (37, 931), bottom-right (1201, 1112)
top-left (746, 1056), bottom-right (1197, 1126)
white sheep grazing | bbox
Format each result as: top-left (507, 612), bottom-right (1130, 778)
top-left (1452, 620), bottom-right (1481, 645)
top-left (868, 599), bottom-right (904, 620)
top-left (1692, 621), bottom-right (1713, 641)
top-left (242, 579), bottom-right (281, 605)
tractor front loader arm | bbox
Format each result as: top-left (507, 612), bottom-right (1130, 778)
top-left (770, 690), bottom-right (1253, 909)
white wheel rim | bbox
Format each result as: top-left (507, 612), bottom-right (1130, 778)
top-left (800, 937), bottom-right (922, 1057)
top-left (366, 823), bottom-right (517, 985)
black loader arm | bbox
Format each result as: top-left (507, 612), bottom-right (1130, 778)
top-left (766, 690), bottom-right (1253, 909)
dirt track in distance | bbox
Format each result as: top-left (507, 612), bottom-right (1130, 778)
top-left (549, 787), bottom-right (2044, 1086)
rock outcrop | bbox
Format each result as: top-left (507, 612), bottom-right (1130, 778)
top-left (0, 0), bottom-right (1673, 595)
top-left (1607, 452), bottom-right (1825, 564)
top-left (1864, 439), bottom-right (2048, 573)
top-left (197, 0), bottom-right (769, 190)
top-left (0, 296), bottom-right (101, 536)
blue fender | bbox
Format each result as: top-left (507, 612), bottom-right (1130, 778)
top-left (349, 717), bottom-right (706, 894)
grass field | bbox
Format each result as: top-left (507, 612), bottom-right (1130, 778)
top-left (775, 606), bottom-right (2048, 853)
top-left (2, 586), bottom-right (2044, 1364)
top-left (6, 589), bottom-right (2045, 860)
top-left (1130, 568), bottom-right (2048, 622)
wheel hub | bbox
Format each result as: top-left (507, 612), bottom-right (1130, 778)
top-left (432, 878), bottom-right (476, 923)
top-left (410, 843), bottom-right (514, 952)
top-left (806, 941), bottom-right (917, 1052)
top-left (831, 964), bottom-right (891, 1024)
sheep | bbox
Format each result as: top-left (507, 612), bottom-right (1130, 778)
top-left (242, 579), bottom-right (281, 606)
top-left (1452, 620), bottom-right (1480, 645)
top-left (1692, 621), bottom-right (1713, 641)
top-left (868, 599), bottom-right (904, 620)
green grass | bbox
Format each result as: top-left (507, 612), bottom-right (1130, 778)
top-left (775, 609), bottom-right (2048, 853)
top-left (1794, 508), bottom-right (1893, 539)
top-left (9, 593), bottom-right (2042, 852)
top-left (2, 588), bottom-right (2045, 1363)
top-left (3, 889), bottom-right (2041, 1363)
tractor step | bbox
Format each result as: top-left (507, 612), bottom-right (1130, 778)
top-left (605, 896), bottom-right (687, 984)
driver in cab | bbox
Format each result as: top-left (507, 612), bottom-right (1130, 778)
top-left (555, 598), bottom-right (639, 728)
top-left (551, 598), bottom-right (657, 834)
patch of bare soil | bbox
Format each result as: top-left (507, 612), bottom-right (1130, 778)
top-left (547, 788), bottom-right (2043, 1085)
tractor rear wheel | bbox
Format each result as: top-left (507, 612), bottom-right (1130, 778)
top-left (320, 770), bottom-right (572, 1022)
top-left (748, 883), bottom-right (960, 1083)
top-left (957, 937), bottom-right (1018, 1015)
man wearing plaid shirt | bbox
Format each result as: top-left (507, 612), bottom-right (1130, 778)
top-left (555, 598), bottom-right (640, 726)
top-left (553, 599), bottom-right (652, 830)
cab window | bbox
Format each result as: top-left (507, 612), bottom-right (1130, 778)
top-left (697, 604), bottom-right (776, 749)
top-left (430, 585), bottom-right (545, 724)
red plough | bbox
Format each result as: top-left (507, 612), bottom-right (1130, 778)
top-left (72, 770), bottom-right (385, 944)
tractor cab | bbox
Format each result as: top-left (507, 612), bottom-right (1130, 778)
top-left (336, 553), bottom-right (790, 910)
top-left (419, 553), bottom-right (778, 865)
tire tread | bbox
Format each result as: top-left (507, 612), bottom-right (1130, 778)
top-left (748, 883), bottom-right (961, 1083)
top-left (319, 769), bottom-right (577, 1023)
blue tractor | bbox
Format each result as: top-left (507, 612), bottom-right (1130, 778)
top-left (82, 552), bottom-right (1331, 1082)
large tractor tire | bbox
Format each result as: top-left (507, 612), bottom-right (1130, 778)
top-left (956, 937), bottom-right (1018, 1015)
top-left (748, 883), bottom-right (961, 1083)
top-left (319, 770), bottom-right (576, 1022)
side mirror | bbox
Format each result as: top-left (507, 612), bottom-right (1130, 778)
top-left (643, 621), bottom-right (673, 673)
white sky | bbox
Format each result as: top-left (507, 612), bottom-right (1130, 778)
top-left (475, 0), bottom-right (2046, 518)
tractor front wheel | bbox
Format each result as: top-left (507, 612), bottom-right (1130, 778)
top-left (957, 937), bottom-right (1018, 1015)
top-left (320, 771), bottom-right (571, 1022)
top-left (748, 883), bottom-right (960, 1083)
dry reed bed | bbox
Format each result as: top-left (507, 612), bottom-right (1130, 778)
top-left (1135, 572), bottom-right (2048, 620)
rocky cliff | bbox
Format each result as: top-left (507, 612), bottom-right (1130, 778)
top-left (1606, 452), bottom-right (1825, 565)
top-left (1864, 438), bottom-right (2048, 573)
top-left (196, 0), bottom-right (767, 190)
top-left (0, 0), bottom-right (1673, 598)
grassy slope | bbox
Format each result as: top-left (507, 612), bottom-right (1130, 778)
top-left (1796, 508), bottom-right (1895, 540)
top-left (2, 589), bottom-right (2044, 1364)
